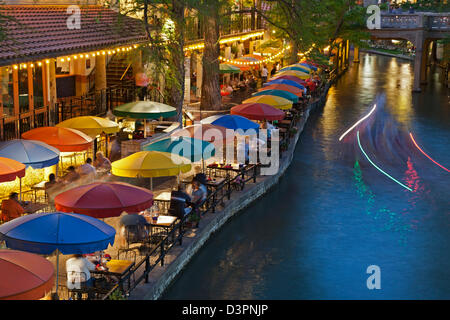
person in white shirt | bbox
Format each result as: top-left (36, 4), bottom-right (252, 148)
top-left (261, 65), bottom-right (268, 83)
top-left (78, 158), bottom-right (96, 180)
top-left (66, 254), bottom-right (96, 298)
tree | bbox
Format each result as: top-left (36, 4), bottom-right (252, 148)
top-left (256, 0), bottom-right (369, 65)
top-left (124, 0), bottom-right (188, 123)
top-left (192, 0), bottom-right (235, 111)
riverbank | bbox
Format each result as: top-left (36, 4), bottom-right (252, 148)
top-left (128, 82), bottom-right (332, 300)
top-left (361, 48), bottom-right (414, 61)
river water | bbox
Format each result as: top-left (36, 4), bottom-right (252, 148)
top-left (162, 53), bottom-right (450, 300)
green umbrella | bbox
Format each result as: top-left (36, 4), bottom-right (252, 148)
top-left (220, 63), bottom-right (241, 74)
top-left (113, 101), bottom-right (177, 119)
top-left (143, 136), bottom-right (215, 163)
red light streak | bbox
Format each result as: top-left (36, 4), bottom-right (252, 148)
top-left (410, 133), bottom-right (450, 173)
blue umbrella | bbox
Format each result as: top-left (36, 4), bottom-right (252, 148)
top-left (201, 115), bottom-right (259, 133)
top-left (298, 62), bottom-right (318, 71)
top-left (0, 212), bottom-right (115, 255)
top-left (0, 139), bottom-right (59, 169)
top-left (0, 211), bottom-right (115, 296)
top-left (252, 89), bottom-right (299, 103)
top-left (264, 79), bottom-right (305, 90)
top-left (279, 66), bottom-right (311, 73)
top-left (144, 136), bottom-right (215, 163)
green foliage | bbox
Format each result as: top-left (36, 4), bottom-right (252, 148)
top-left (108, 289), bottom-right (127, 300)
top-left (259, 0), bottom-right (369, 63)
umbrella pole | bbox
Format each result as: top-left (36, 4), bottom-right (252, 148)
top-left (19, 177), bottom-right (22, 201)
top-left (144, 120), bottom-right (147, 138)
top-left (56, 251), bottom-right (59, 297)
top-left (150, 177), bottom-right (153, 190)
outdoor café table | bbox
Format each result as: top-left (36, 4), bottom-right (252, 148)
top-left (206, 177), bottom-right (227, 207)
top-left (23, 202), bottom-right (47, 214)
top-left (29, 181), bottom-right (47, 202)
top-left (149, 215), bottom-right (178, 242)
top-left (91, 259), bottom-right (135, 292)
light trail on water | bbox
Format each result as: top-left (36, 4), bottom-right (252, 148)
top-left (338, 104), bottom-right (377, 141)
top-left (410, 133), bottom-right (450, 173)
top-left (357, 131), bottom-right (413, 192)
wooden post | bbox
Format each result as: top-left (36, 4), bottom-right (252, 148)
top-left (48, 59), bottom-right (57, 125)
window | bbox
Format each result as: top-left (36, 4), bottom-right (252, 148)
top-left (18, 66), bottom-right (29, 113)
top-left (0, 66), bottom-right (14, 116)
top-left (32, 65), bottom-right (44, 109)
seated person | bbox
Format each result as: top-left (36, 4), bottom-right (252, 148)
top-left (93, 151), bottom-right (112, 172)
top-left (193, 166), bottom-right (207, 186)
top-left (1, 192), bottom-right (25, 223)
top-left (189, 180), bottom-right (206, 207)
top-left (170, 184), bottom-right (193, 219)
top-left (77, 158), bottom-right (97, 180)
top-left (66, 254), bottom-right (96, 298)
top-left (63, 166), bottom-right (80, 184)
top-left (45, 173), bottom-right (59, 203)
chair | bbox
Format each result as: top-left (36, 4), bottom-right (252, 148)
top-left (67, 271), bottom-right (95, 300)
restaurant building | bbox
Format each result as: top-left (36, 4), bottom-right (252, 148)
top-left (0, 0), bottom-right (149, 140)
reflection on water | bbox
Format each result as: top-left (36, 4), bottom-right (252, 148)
top-left (162, 53), bottom-right (450, 300)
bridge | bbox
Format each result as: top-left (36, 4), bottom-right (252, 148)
top-left (365, 12), bottom-right (449, 92)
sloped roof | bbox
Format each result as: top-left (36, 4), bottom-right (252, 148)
top-left (0, 5), bottom-right (148, 66)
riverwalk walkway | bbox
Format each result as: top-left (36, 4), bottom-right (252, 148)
top-left (127, 83), bottom-right (331, 300)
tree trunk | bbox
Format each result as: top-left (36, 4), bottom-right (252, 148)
top-left (288, 40), bottom-right (299, 65)
top-left (167, 0), bottom-right (185, 124)
top-left (201, 10), bottom-right (222, 111)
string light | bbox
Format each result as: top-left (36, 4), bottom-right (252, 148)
top-left (184, 31), bottom-right (265, 53)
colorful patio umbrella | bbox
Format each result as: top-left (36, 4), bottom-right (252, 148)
top-left (112, 101), bottom-right (177, 119)
top-left (56, 116), bottom-right (119, 137)
top-left (201, 115), bottom-right (260, 132)
top-left (270, 75), bottom-right (306, 87)
top-left (21, 127), bottom-right (93, 152)
top-left (230, 103), bottom-right (285, 121)
top-left (0, 211), bottom-right (115, 296)
top-left (280, 65), bottom-right (311, 73)
top-left (0, 157), bottom-right (26, 183)
top-left (0, 249), bottom-right (54, 300)
top-left (111, 151), bottom-right (191, 179)
top-left (171, 124), bottom-right (234, 145)
top-left (243, 95), bottom-right (293, 110)
top-left (220, 63), bottom-right (241, 74)
top-left (298, 61), bottom-right (318, 71)
top-left (274, 70), bottom-right (310, 79)
top-left (264, 79), bottom-right (305, 90)
top-left (0, 139), bottom-right (60, 169)
top-left (54, 182), bottom-right (154, 218)
top-left (252, 89), bottom-right (299, 103)
top-left (259, 84), bottom-right (304, 97)
top-left (144, 137), bottom-right (215, 163)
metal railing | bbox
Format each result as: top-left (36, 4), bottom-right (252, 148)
top-left (379, 13), bottom-right (450, 30)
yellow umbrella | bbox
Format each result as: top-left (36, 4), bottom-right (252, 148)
top-left (243, 95), bottom-right (292, 110)
top-left (274, 70), bottom-right (310, 80)
top-left (111, 151), bottom-right (191, 178)
top-left (56, 116), bottom-right (119, 137)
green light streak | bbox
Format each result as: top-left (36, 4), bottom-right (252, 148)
top-left (357, 131), bottom-right (413, 192)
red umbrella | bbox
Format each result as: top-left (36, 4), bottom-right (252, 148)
top-left (54, 182), bottom-right (154, 218)
top-left (0, 157), bottom-right (25, 183)
top-left (231, 103), bottom-right (285, 121)
top-left (0, 249), bottom-right (54, 300)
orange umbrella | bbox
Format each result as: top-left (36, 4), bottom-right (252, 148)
top-left (258, 84), bottom-right (303, 97)
top-left (22, 127), bottom-right (93, 152)
top-left (0, 157), bottom-right (26, 183)
top-left (0, 249), bottom-right (54, 300)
